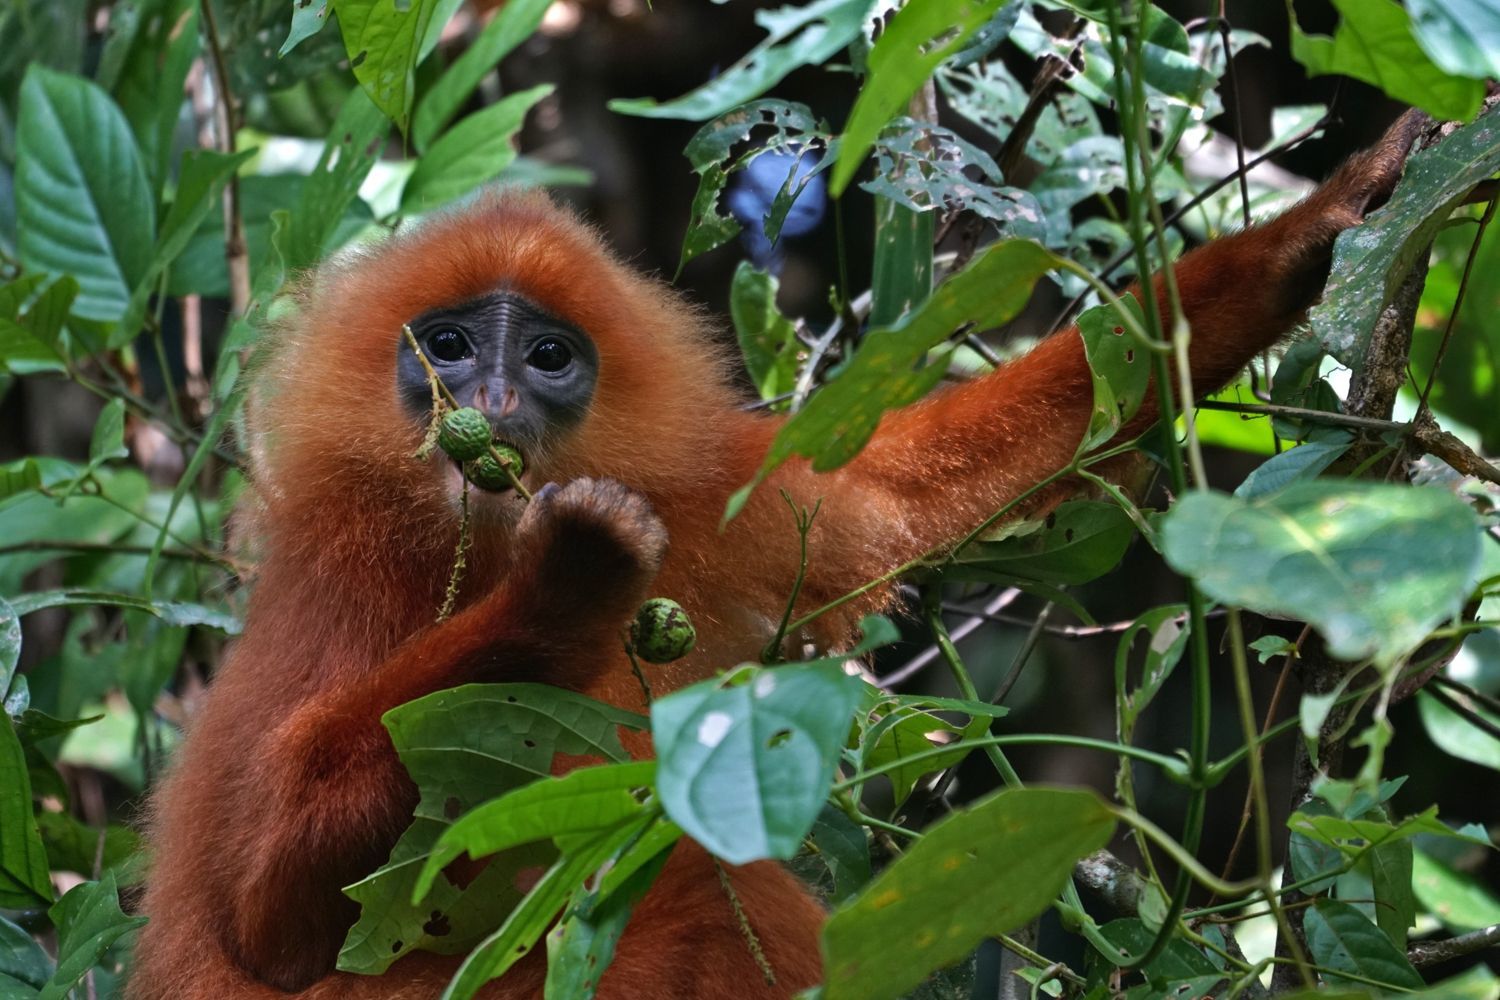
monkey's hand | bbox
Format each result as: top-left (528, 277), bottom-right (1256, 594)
top-left (507, 477), bottom-right (669, 632)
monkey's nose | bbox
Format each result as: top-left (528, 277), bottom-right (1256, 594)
top-left (498, 387), bottom-right (520, 417)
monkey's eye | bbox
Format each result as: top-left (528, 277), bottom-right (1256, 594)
top-left (426, 327), bottom-right (472, 363)
top-left (527, 338), bottom-right (572, 373)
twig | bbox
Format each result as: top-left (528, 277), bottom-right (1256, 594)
top-left (1407, 924), bottom-right (1500, 967)
top-left (198, 0), bottom-right (249, 320)
top-left (714, 859), bottom-right (775, 986)
top-left (1426, 684), bottom-right (1500, 741)
top-left (878, 588), bottom-right (1020, 687)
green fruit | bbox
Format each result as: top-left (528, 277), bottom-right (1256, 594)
top-left (464, 444), bottom-right (525, 492)
top-left (438, 407), bottom-right (494, 462)
top-left (630, 598), bottom-right (696, 664)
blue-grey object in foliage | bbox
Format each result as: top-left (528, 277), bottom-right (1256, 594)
top-left (727, 148), bottom-right (827, 272)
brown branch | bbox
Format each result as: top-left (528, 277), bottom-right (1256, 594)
top-left (1407, 924), bottom-right (1500, 967)
top-left (199, 0), bottom-right (250, 320)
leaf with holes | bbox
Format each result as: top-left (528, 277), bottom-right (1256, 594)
top-left (652, 661), bottom-right (864, 864)
top-left (822, 787), bottom-right (1115, 1000)
top-left (940, 501), bottom-right (1137, 587)
top-left (338, 684), bottom-right (646, 975)
top-left (1079, 297), bottom-right (1150, 451)
top-left (832, 0), bottom-right (1010, 196)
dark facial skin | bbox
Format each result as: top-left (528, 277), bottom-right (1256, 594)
top-left (396, 291), bottom-right (599, 456)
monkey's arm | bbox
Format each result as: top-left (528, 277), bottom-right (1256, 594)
top-left (223, 481), bottom-right (665, 991)
top-left (799, 111), bottom-right (1425, 568)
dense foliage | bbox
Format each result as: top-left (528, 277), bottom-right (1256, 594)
top-left (1, 1), bottom-right (1499, 998)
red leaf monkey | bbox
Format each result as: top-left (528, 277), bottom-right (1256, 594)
top-left (130, 112), bottom-right (1423, 998)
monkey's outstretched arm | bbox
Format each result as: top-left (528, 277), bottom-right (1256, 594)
top-left (222, 481), bottom-right (666, 991)
top-left (806, 111), bottom-right (1426, 566)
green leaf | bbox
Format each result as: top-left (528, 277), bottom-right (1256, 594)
top-left (7, 590), bottom-right (240, 634)
top-left (831, 0), bottom-right (1007, 196)
top-left (728, 239), bottom-right (1059, 520)
top-left (860, 707), bottom-right (987, 805)
top-left (822, 787), bottom-right (1115, 1000)
top-left (1234, 432), bottom-right (1353, 500)
top-left (285, 87), bottom-right (389, 273)
top-left (414, 761), bottom-right (656, 900)
top-left (652, 661), bottom-right (864, 864)
top-left (868, 195), bottom-right (933, 328)
top-left (730, 262), bottom-right (800, 404)
top-left (112, 0), bottom-right (200, 193)
top-left (1412, 847), bottom-right (1500, 932)
top-left (412, 0), bottom-right (551, 150)
top-left (1078, 298), bottom-right (1150, 451)
top-left (87, 399), bottom-right (128, 467)
top-left (1160, 482), bottom-right (1485, 665)
top-left (0, 913), bottom-right (52, 990)
top-left (338, 684), bottom-right (645, 975)
top-left (1088, 918), bottom-right (1223, 997)
top-left (807, 805), bottom-right (871, 905)
top-left (440, 817), bottom-right (648, 1000)
top-left (166, 174), bottom-right (373, 298)
top-left (1303, 898), bottom-right (1423, 990)
top-left (1407, 0), bottom-right (1500, 81)
top-left (15, 66), bottom-right (154, 322)
top-left (941, 500), bottom-right (1137, 587)
top-left (281, 0), bottom-right (332, 56)
top-left (400, 85), bottom-right (553, 214)
top-left (1290, 0), bottom-right (1484, 122)
top-left (1115, 603), bottom-right (1191, 735)
top-left (334, 0), bottom-right (440, 132)
top-left (1417, 688), bottom-right (1500, 769)
top-left (40, 873), bottom-right (147, 1000)
top-left (675, 101), bottom-right (828, 273)
top-left (609, 0), bottom-right (876, 121)
top-left (544, 832), bottom-right (675, 1000)
top-left (0, 597), bottom-right (18, 698)
top-left (0, 715), bottom-right (51, 909)
top-left (1314, 106), bottom-right (1500, 374)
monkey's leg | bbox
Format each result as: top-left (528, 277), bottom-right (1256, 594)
top-left (225, 479), bottom-right (667, 990)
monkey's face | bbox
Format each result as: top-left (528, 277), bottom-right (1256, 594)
top-left (397, 291), bottom-right (600, 497)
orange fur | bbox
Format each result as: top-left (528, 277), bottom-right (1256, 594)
top-left (131, 114), bottom-right (1421, 998)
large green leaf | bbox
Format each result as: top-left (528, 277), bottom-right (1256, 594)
top-left (609, 0), bottom-right (876, 121)
top-left (0, 913), bottom-right (51, 990)
top-left (0, 715), bottom-right (51, 909)
top-left (338, 684), bottom-right (645, 975)
top-left (1160, 482), bottom-right (1484, 665)
top-left (1290, 0), bottom-right (1484, 123)
top-left (651, 661), bottom-right (864, 864)
top-left (1303, 898), bottom-right (1423, 990)
top-left (939, 500), bottom-right (1137, 587)
top-left (822, 787), bottom-right (1115, 1000)
top-left (414, 761), bottom-right (656, 899)
top-left (334, 0), bottom-right (440, 132)
top-left (1407, 0), bottom-right (1500, 81)
top-left (15, 66), bottom-right (154, 322)
top-left (831, 0), bottom-right (1007, 196)
top-left (727, 239), bottom-right (1059, 521)
top-left (1412, 848), bottom-right (1500, 932)
top-left (1417, 687), bottom-right (1500, 769)
top-left (400, 85), bottom-right (553, 214)
top-left (0, 597), bottom-right (18, 698)
top-left (1313, 105), bottom-right (1500, 373)
top-left (40, 873), bottom-right (147, 1000)
top-left (412, 0), bottom-right (551, 151)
